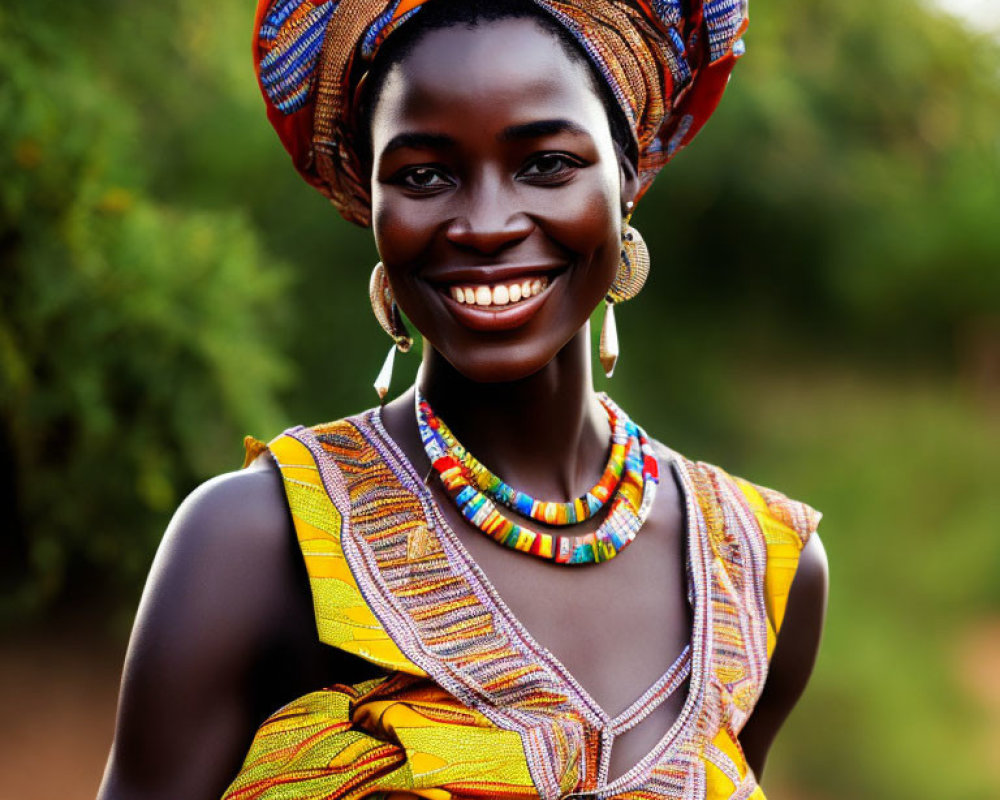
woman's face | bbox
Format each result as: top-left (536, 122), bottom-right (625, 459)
top-left (369, 18), bottom-right (635, 383)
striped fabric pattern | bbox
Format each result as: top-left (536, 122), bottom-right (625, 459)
top-left (258, 0), bottom-right (338, 113)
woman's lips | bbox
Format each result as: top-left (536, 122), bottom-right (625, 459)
top-left (432, 272), bottom-right (558, 332)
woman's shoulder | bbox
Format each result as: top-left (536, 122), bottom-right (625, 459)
top-left (122, 445), bottom-right (349, 714)
top-left (142, 456), bottom-right (298, 652)
top-left (179, 455), bottom-right (288, 538)
top-left (101, 448), bottom-right (361, 798)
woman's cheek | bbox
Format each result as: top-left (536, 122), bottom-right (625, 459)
top-left (373, 201), bottom-right (413, 264)
top-left (371, 189), bottom-right (438, 264)
top-left (545, 182), bottom-right (618, 265)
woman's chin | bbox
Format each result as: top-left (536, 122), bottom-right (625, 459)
top-left (431, 341), bottom-right (566, 385)
top-left (424, 318), bottom-right (597, 386)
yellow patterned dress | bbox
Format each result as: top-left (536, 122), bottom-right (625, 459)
top-left (222, 409), bottom-right (820, 800)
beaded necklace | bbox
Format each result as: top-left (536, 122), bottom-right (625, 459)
top-left (428, 398), bottom-right (629, 525)
top-left (416, 390), bottom-right (659, 564)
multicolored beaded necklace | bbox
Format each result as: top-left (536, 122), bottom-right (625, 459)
top-left (429, 397), bottom-right (629, 526)
top-left (416, 390), bottom-right (659, 564)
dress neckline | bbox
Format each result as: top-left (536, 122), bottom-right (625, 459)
top-left (362, 405), bottom-right (713, 795)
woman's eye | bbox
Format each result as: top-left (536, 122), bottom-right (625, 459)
top-left (519, 154), bottom-right (581, 181)
top-left (400, 167), bottom-right (452, 190)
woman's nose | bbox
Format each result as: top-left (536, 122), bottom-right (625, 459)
top-left (445, 185), bottom-right (533, 256)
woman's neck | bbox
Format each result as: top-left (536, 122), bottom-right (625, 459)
top-left (380, 325), bottom-right (611, 500)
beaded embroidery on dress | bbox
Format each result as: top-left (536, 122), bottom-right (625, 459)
top-left (222, 410), bottom-right (820, 800)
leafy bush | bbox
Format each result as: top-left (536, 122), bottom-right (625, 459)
top-left (0, 6), bottom-right (292, 618)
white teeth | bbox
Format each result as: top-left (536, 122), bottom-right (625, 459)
top-left (448, 276), bottom-right (552, 307)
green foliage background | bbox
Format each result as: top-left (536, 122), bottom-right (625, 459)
top-left (1, 0), bottom-right (998, 797)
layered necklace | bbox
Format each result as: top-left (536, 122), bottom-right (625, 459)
top-left (416, 389), bottom-right (659, 565)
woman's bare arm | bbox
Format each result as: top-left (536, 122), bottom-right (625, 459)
top-left (97, 459), bottom-right (357, 800)
top-left (739, 532), bottom-right (829, 779)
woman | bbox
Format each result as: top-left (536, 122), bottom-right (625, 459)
top-left (99, 1), bottom-right (828, 798)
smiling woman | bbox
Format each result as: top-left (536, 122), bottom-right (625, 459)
top-left (369, 17), bottom-right (626, 381)
top-left (98, 2), bottom-right (828, 800)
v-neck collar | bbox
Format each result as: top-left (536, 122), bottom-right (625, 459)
top-left (290, 409), bottom-right (715, 799)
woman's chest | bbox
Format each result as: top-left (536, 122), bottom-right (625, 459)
top-left (445, 474), bottom-right (692, 725)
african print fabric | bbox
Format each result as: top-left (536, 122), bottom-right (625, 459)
top-left (222, 410), bottom-right (820, 800)
top-left (252, 0), bottom-right (749, 225)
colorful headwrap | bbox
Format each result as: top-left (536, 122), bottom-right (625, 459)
top-left (253, 0), bottom-right (748, 226)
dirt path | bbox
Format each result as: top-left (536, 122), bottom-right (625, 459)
top-left (0, 626), bottom-right (124, 800)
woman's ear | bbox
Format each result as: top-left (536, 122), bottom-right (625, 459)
top-left (617, 148), bottom-right (640, 215)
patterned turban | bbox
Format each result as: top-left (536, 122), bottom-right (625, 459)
top-left (254, 0), bottom-right (748, 226)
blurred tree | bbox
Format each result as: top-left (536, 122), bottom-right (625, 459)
top-left (632, 0), bottom-right (1000, 360)
top-left (0, 3), bottom-right (292, 619)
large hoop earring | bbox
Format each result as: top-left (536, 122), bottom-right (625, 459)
top-left (370, 262), bottom-right (412, 402)
top-left (600, 205), bottom-right (650, 378)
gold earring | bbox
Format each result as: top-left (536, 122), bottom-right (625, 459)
top-left (370, 262), bottom-right (412, 402)
top-left (599, 301), bottom-right (620, 378)
top-left (600, 204), bottom-right (649, 378)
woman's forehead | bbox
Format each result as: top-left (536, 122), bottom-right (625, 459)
top-left (373, 19), bottom-right (604, 126)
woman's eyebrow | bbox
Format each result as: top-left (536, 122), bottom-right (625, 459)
top-left (380, 121), bottom-right (590, 156)
top-left (382, 131), bottom-right (456, 155)
top-left (499, 119), bottom-right (590, 141)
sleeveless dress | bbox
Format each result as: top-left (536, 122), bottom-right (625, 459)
top-left (222, 408), bottom-right (820, 800)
